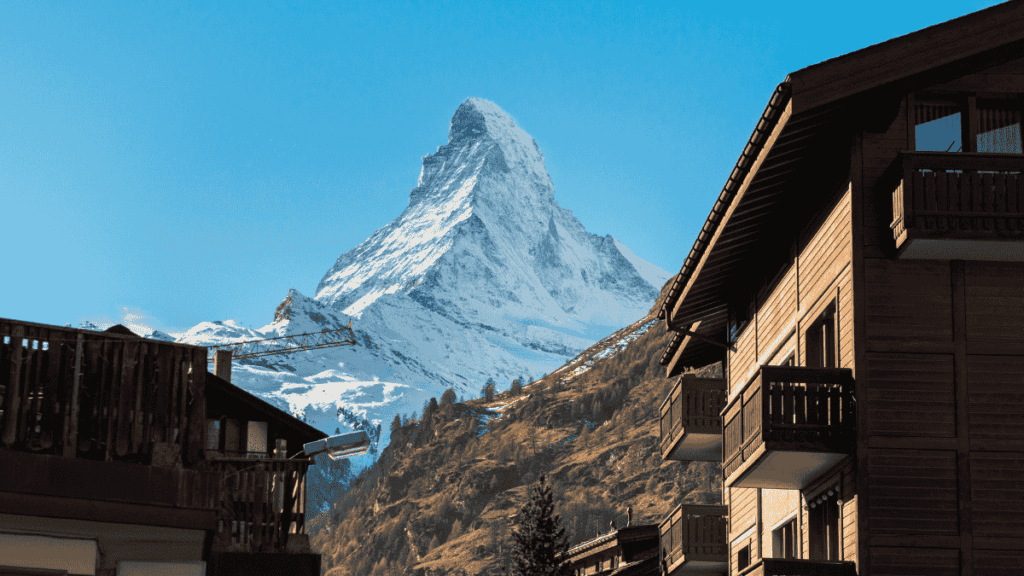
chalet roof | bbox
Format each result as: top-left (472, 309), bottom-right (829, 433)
top-left (565, 524), bottom-right (658, 562)
top-left (658, 1), bottom-right (1024, 374)
top-left (205, 372), bottom-right (327, 447)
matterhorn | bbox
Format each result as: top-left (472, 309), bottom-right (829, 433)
top-left (178, 98), bottom-right (669, 453)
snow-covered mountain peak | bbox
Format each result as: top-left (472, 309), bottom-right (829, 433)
top-left (176, 98), bottom-right (671, 476)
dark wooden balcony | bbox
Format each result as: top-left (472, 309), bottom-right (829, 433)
top-left (738, 559), bottom-right (857, 576)
top-left (888, 152), bottom-right (1024, 260)
top-left (659, 504), bottom-right (728, 575)
top-left (211, 457), bottom-right (311, 554)
top-left (0, 318), bottom-right (209, 464)
top-left (659, 374), bottom-right (727, 462)
top-left (723, 366), bottom-right (854, 490)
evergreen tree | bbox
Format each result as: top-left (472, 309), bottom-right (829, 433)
top-left (441, 387), bottom-right (457, 405)
top-left (482, 378), bottom-right (497, 402)
top-left (511, 475), bottom-right (571, 576)
top-left (391, 414), bottom-right (402, 433)
top-left (510, 378), bottom-right (523, 396)
top-left (424, 397), bottom-right (439, 419)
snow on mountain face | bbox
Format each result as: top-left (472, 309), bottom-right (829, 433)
top-left (179, 98), bottom-right (669, 471)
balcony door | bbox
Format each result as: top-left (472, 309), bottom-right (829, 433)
top-left (808, 491), bottom-right (840, 561)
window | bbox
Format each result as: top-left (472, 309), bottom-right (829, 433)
top-left (206, 418), bottom-right (221, 450)
top-left (737, 544), bottom-right (751, 571)
top-left (247, 420), bottom-right (268, 456)
top-left (772, 519), bottom-right (798, 559)
top-left (808, 490), bottom-right (841, 561)
top-left (915, 96), bottom-right (1023, 155)
top-left (915, 100), bottom-right (963, 152)
top-left (805, 305), bottom-right (836, 369)
top-left (977, 100), bottom-right (1022, 154)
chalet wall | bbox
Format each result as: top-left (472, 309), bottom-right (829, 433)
top-left (857, 78), bottom-right (1024, 575)
top-left (728, 185), bottom-right (854, 398)
top-left (864, 353), bottom-right (955, 438)
top-left (760, 489), bottom-right (799, 558)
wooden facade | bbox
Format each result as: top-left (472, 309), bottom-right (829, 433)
top-left (657, 3), bottom-right (1024, 575)
top-left (0, 318), bottom-right (327, 576)
top-left (566, 524), bottom-right (661, 576)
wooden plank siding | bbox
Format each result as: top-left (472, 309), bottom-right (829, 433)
top-left (729, 487), bottom-right (758, 541)
top-left (864, 353), bottom-right (955, 438)
top-left (864, 259), bottom-right (953, 352)
top-left (728, 187), bottom-right (854, 399)
top-left (967, 355), bottom-right (1024, 452)
top-left (731, 316), bottom-right (759, 399)
top-left (855, 69), bottom-right (1024, 576)
top-left (866, 449), bottom-right (959, 536)
top-left (964, 262), bottom-right (1024, 356)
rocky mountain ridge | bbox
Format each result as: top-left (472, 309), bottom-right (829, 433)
top-left (169, 98), bottom-right (670, 469)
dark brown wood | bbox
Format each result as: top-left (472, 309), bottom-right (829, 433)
top-left (104, 340), bottom-right (122, 461)
top-left (115, 339), bottom-right (138, 457)
top-left (2, 326), bottom-right (25, 447)
top-left (186, 348), bottom-right (207, 465)
top-left (64, 333), bottom-right (84, 457)
top-left (153, 344), bottom-right (171, 444)
top-left (951, 261), bottom-right (975, 576)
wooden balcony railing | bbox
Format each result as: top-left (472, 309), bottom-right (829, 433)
top-left (659, 374), bottom-right (726, 462)
top-left (738, 558), bottom-right (858, 576)
top-left (659, 504), bottom-right (728, 575)
top-left (212, 457), bottom-right (310, 554)
top-left (723, 366), bottom-right (854, 490)
top-left (888, 152), bottom-right (1024, 252)
top-left (0, 318), bottom-right (207, 465)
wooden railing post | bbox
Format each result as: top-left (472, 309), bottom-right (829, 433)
top-left (2, 326), bottom-right (25, 447)
top-left (64, 333), bottom-right (84, 457)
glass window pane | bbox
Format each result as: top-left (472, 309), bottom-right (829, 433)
top-left (977, 102), bottom-right (1022, 153)
top-left (915, 102), bottom-right (962, 152)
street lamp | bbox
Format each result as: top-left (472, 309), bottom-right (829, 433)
top-left (302, 429), bottom-right (370, 460)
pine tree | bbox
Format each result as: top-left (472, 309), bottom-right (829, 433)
top-left (425, 397), bottom-right (439, 419)
top-left (482, 378), bottom-right (497, 402)
top-left (391, 414), bottom-right (402, 433)
top-left (511, 475), bottom-right (571, 576)
top-left (441, 387), bottom-right (457, 405)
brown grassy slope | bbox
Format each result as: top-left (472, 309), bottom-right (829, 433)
top-left (312, 283), bottom-right (722, 576)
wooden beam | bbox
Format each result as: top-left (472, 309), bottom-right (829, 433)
top-left (788, 2), bottom-right (1024, 114)
top-left (670, 99), bottom-right (793, 326)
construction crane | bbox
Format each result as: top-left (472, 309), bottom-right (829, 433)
top-left (206, 320), bottom-right (358, 362)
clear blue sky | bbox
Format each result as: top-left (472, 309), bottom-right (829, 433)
top-left (1, 0), bottom-right (1004, 334)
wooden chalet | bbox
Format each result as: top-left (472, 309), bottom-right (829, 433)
top-left (566, 523), bottom-right (660, 576)
top-left (0, 318), bottom-right (327, 576)
top-left (656, 2), bottom-right (1024, 576)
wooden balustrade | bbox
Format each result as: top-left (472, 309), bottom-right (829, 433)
top-left (0, 318), bottom-right (207, 465)
top-left (660, 375), bottom-right (727, 461)
top-left (723, 366), bottom-right (854, 489)
top-left (659, 504), bottom-right (728, 574)
top-left (212, 458), bottom-right (310, 554)
top-left (888, 152), bottom-right (1024, 250)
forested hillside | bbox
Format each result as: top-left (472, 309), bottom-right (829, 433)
top-left (312, 285), bottom-right (722, 576)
